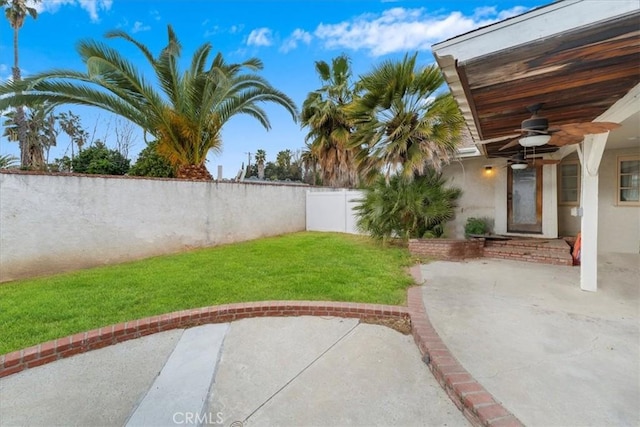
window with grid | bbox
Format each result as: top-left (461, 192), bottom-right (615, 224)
top-left (618, 155), bottom-right (640, 205)
top-left (559, 161), bottom-right (580, 205)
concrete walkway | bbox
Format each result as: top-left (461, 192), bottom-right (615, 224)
top-left (421, 254), bottom-right (640, 427)
top-left (0, 317), bottom-right (469, 427)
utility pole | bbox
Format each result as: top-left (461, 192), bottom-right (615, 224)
top-left (245, 151), bottom-right (252, 175)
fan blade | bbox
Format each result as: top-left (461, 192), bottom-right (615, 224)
top-left (552, 122), bottom-right (620, 136)
top-left (548, 133), bottom-right (584, 146)
top-left (498, 137), bottom-right (521, 151)
top-left (476, 133), bottom-right (521, 145)
top-left (515, 128), bottom-right (547, 134)
top-left (528, 158), bottom-right (559, 166)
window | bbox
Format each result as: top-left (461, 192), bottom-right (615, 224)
top-left (618, 155), bottom-right (640, 205)
top-left (558, 161), bottom-right (580, 205)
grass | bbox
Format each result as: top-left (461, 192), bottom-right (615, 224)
top-left (0, 232), bottom-right (414, 354)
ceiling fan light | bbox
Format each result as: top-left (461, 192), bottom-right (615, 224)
top-left (511, 163), bottom-right (528, 170)
top-left (519, 134), bottom-right (551, 147)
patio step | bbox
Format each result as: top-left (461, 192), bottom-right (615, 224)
top-left (483, 239), bottom-right (573, 266)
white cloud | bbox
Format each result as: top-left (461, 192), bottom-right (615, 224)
top-left (0, 64), bottom-right (11, 84)
top-left (30, 0), bottom-right (112, 23)
top-left (280, 29), bottom-right (312, 53)
top-left (78, 0), bottom-right (113, 22)
top-left (150, 9), bottom-right (161, 21)
top-left (131, 21), bottom-right (150, 33)
top-left (247, 28), bottom-right (273, 47)
top-left (496, 6), bottom-right (529, 20)
top-left (204, 25), bottom-right (220, 38)
top-left (313, 6), bottom-right (532, 57)
top-left (204, 24), bottom-right (244, 38)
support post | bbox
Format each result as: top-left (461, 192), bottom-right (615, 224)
top-left (579, 133), bottom-right (608, 292)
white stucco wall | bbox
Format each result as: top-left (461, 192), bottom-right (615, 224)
top-left (443, 157), bottom-right (559, 239)
top-left (0, 172), bottom-right (315, 282)
top-left (597, 148), bottom-right (640, 253)
top-left (442, 157), bottom-right (498, 238)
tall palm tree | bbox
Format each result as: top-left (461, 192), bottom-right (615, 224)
top-left (0, 25), bottom-right (298, 180)
top-left (2, 101), bottom-right (55, 169)
top-left (1, 0), bottom-right (41, 168)
top-left (254, 149), bottom-right (266, 179)
top-left (301, 55), bottom-right (361, 188)
top-left (347, 53), bottom-right (463, 182)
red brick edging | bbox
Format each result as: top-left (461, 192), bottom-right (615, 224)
top-left (408, 266), bottom-right (524, 427)
top-left (0, 301), bottom-right (408, 378)
top-left (1, 271), bottom-right (524, 427)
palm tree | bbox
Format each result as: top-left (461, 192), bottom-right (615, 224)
top-left (254, 149), bottom-right (266, 179)
top-left (0, 154), bottom-right (19, 169)
top-left (300, 143), bottom-right (319, 185)
top-left (354, 170), bottom-right (462, 242)
top-left (1, 0), bottom-right (41, 168)
top-left (2, 101), bottom-right (55, 169)
top-left (301, 55), bottom-right (361, 188)
top-left (347, 53), bottom-right (463, 182)
top-left (0, 25), bottom-right (298, 180)
top-left (276, 149), bottom-right (292, 170)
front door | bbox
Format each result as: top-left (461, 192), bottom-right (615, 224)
top-left (507, 165), bottom-right (543, 233)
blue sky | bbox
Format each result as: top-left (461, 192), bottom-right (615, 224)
top-left (0, 0), bottom-right (546, 178)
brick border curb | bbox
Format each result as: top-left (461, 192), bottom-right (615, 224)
top-left (0, 301), bottom-right (409, 379)
top-left (408, 266), bottom-right (524, 427)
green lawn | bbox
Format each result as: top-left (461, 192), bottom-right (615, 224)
top-left (0, 232), bottom-right (414, 354)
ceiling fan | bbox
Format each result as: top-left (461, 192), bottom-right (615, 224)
top-left (504, 149), bottom-right (559, 169)
top-left (498, 104), bottom-right (620, 152)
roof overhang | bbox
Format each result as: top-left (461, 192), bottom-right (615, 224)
top-left (432, 0), bottom-right (640, 159)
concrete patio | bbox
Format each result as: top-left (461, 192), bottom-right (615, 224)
top-left (421, 254), bottom-right (639, 427)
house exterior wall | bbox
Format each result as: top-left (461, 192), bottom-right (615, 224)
top-left (447, 147), bottom-right (638, 253)
top-left (558, 152), bottom-right (582, 238)
top-left (441, 157), bottom-right (497, 238)
top-left (442, 157), bottom-right (558, 239)
top-left (557, 147), bottom-right (640, 253)
top-left (0, 172), bottom-right (316, 282)
top-left (597, 147), bottom-right (640, 253)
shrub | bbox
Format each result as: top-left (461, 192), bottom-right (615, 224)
top-left (354, 170), bottom-right (461, 242)
top-left (464, 217), bottom-right (490, 238)
top-left (129, 141), bottom-right (176, 178)
top-left (72, 141), bottom-right (130, 175)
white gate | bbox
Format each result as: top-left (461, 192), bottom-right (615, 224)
top-left (306, 190), bottom-right (364, 234)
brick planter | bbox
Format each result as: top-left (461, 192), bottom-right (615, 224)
top-left (409, 238), bottom-right (485, 261)
top-left (0, 301), bottom-right (409, 379)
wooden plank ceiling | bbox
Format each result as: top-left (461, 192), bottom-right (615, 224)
top-left (457, 11), bottom-right (640, 158)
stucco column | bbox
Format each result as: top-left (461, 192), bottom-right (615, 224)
top-left (580, 169), bottom-right (599, 291)
top-left (579, 133), bottom-right (608, 292)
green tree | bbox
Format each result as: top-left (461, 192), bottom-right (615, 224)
top-left (2, 101), bottom-right (57, 169)
top-left (0, 154), bottom-right (19, 169)
top-left (129, 141), bottom-right (175, 178)
top-left (255, 149), bottom-right (266, 179)
top-left (0, 25), bottom-right (298, 180)
top-left (57, 111), bottom-right (89, 166)
top-left (301, 55), bottom-right (361, 188)
top-left (276, 149), bottom-right (292, 170)
top-left (71, 141), bottom-right (130, 175)
top-left (1, 0), bottom-right (40, 168)
top-left (50, 155), bottom-right (72, 173)
top-left (354, 170), bottom-right (461, 242)
top-left (348, 53), bottom-right (463, 182)
top-left (300, 143), bottom-right (320, 185)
